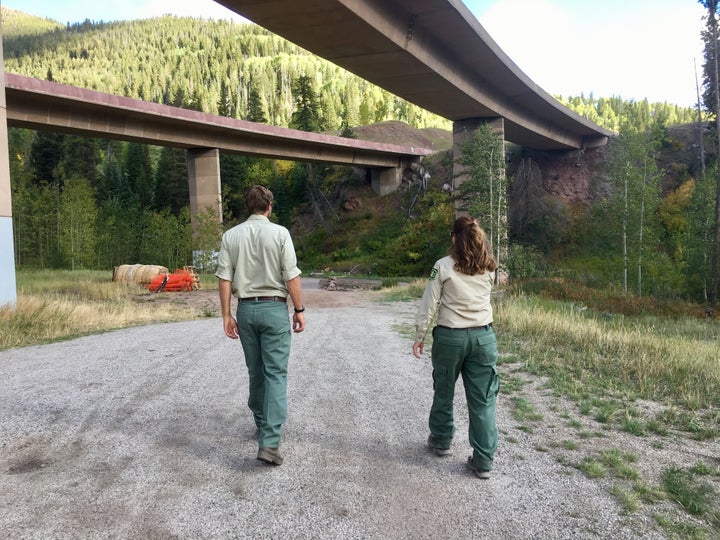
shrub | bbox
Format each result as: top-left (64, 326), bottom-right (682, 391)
top-left (506, 243), bottom-right (549, 279)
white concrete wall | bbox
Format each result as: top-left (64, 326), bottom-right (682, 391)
top-left (0, 217), bottom-right (17, 307)
top-left (0, 18), bottom-right (17, 309)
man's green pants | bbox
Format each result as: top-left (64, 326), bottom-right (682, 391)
top-left (236, 301), bottom-right (291, 449)
top-left (429, 325), bottom-right (499, 471)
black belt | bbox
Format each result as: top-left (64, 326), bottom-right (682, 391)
top-left (240, 296), bottom-right (286, 303)
top-left (437, 323), bottom-right (492, 331)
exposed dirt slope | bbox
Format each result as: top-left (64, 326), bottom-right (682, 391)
top-left (352, 120), bottom-right (452, 152)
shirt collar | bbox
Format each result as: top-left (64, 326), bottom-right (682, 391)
top-left (247, 214), bottom-right (270, 222)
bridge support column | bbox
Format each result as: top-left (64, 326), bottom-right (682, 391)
top-left (371, 166), bottom-right (399, 196)
top-left (0, 21), bottom-right (17, 309)
top-left (370, 158), bottom-right (415, 196)
top-left (452, 117), bottom-right (505, 215)
top-left (187, 148), bottom-right (222, 270)
top-left (187, 148), bottom-right (223, 224)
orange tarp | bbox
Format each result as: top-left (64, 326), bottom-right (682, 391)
top-left (146, 268), bottom-right (199, 293)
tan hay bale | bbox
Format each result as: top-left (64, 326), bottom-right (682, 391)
top-left (113, 264), bottom-right (169, 285)
top-left (112, 264), bottom-right (138, 283)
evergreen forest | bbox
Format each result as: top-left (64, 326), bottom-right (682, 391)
top-left (3, 7), bottom-right (720, 309)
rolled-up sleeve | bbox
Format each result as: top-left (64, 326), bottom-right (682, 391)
top-left (214, 234), bottom-right (235, 282)
top-left (280, 230), bottom-right (302, 282)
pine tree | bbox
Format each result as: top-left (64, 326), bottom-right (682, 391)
top-left (29, 131), bottom-right (65, 185)
top-left (290, 75), bottom-right (321, 132)
top-left (124, 142), bottom-right (154, 209)
top-left (246, 84), bottom-right (268, 123)
top-left (343, 80), bottom-right (360, 128)
top-left (62, 135), bottom-right (100, 187)
top-left (154, 146), bottom-right (189, 214)
top-left (218, 79), bottom-right (233, 118)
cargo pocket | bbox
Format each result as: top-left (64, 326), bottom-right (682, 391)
top-left (474, 332), bottom-right (498, 366)
top-left (488, 365), bottom-right (500, 399)
top-left (431, 329), bottom-right (465, 391)
top-left (468, 332), bottom-right (499, 400)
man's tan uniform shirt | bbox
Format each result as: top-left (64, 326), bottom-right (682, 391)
top-left (415, 255), bottom-right (494, 342)
top-left (215, 215), bottom-right (301, 298)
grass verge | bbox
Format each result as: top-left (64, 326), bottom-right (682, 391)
top-left (494, 295), bottom-right (720, 417)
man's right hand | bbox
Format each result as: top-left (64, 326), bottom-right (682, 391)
top-left (292, 312), bottom-right (305, 333)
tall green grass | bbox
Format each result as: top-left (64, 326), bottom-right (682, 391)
top-left (384, 280), bottom-right (718, 413)
top-left (495, 295), bottom-right (720, 411)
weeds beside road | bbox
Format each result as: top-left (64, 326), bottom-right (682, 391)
top-left (376, 280), bottom-right (720, 539)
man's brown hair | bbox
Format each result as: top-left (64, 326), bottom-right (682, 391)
top-left (244, 185), bottom-right (273, 214)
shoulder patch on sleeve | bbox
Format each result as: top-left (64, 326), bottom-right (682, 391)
top-left (429, 267), bottom-right (438, 280)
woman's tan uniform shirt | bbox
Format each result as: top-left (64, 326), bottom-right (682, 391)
top-left (415, 255), bottom-right (495, 342)
top-left (215, 214), bottom-right (301, 298)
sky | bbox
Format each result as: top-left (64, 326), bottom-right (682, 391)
top-left (3, 0), bottom-right (708, 108)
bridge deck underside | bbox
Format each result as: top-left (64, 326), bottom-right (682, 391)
top-left (5, 74), bottom-right (430, 169)
top-left (218, 0), bottom-right (611, 150)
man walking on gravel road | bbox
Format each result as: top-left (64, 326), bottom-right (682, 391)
top-left (215, 185), bottom-right (306, 466)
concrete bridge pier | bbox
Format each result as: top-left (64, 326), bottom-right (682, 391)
top-left (370, 157), bottom-right (418, 196)
top-left (0, 26), bottom-right (17, 309)
top-left (452, 117), bottom-right (506, 204)
top-left (187, 147), bottom-right (223, 225)
top-left (187, 148), bottom-right (223, 269)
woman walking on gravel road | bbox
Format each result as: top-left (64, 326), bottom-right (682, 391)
top-left (412, 216), bottom-right (500, 480)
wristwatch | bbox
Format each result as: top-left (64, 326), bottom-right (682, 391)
top-left (294, 305), bottom-right (305, 313)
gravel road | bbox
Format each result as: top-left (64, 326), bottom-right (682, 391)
top-left (0, 285), bottom-right (674, 539)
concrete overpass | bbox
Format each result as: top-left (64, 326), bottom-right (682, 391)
top-left (216, 0), bottom-right (612, 151)
top-left (5, 73), bottom-right (430, 196)
top-left (0, 73), bottom-right (430, 308)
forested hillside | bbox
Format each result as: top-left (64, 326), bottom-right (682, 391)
top-left (3, 7), bottom-right (718, 307)
top-left (1, 8), bottom-right (447, 130)
top-left (0, 7), bottom-right (62, 37)
top-left (558, 94), bottom-right (701, 133)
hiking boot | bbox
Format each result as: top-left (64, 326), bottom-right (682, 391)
top-left (427, 435), bottom-right (452, 456)
top-left (466, 457), bottom-right (490, 479)
top-left (257, 447), bottom-right (284, 466)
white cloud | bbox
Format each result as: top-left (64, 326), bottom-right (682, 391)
top-left (474, 0), bottom-right (706, 106)
top-left (481, 0), bottom-right (579, 91)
